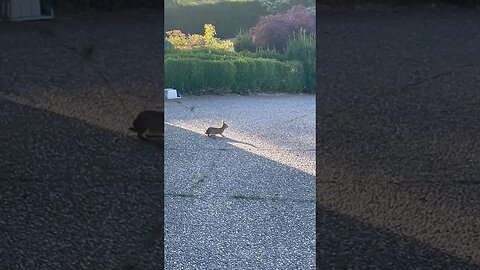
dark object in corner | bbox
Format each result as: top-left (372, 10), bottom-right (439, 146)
top-left (129, 110), bottom-right (164, 140)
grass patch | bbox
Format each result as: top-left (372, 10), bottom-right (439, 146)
top-left (165, 192), bottom-right (196, 198)
top-left (232, 194), bottom-right (316, 203)
top-left (196, 174), bottom-right (207, 183)
top-left (190, 174), bottom-right (207, 190)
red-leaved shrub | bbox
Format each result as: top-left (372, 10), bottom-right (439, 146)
top-left (248, 5), bottom-right (315, 52)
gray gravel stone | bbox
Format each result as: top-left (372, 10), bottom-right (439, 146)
top-left (317, 6), bottom-right (480, 269)
top-left (164, 95), bottom-right (316, 269)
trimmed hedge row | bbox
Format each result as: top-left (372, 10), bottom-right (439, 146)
top-left (41, 0), bottom-right (162, 10)
top-left (166, 47), bottom-right (283, 60)
top-left (165, 56), bottom-right (305, 94)
top-left (165, 1), bottom-right (267, 39)
top-left (165, 50), bottom-right (239, 61)
top-left (318, 0), bottom-right (480, 6)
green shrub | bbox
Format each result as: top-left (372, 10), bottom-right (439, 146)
top-left (284, 30), bottom-right (315, 93)
top-left (165, 1), bottom-right (267, 39)
top-left (165, 0), bottom-right (178, 9)
top-left (176, 0), bottom-right (256, 4)
top-left (165, 49), bottom-right (238, 61)
top-left (164, 39), bottom-right (173, 49)
top-left (166, 24), bottom-right (234, 51)
top-left (41, 0), bottom-right (162, 10)
top-left (259, 0), bottom-right (316, 14)
top-left (233, 29), bottom-right (257, 52)
top-left (164, 54), bottom-right (304, 94)
top-left (239, 48), bottom-right (283, 61)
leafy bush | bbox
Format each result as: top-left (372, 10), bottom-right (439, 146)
top-left (166, 24), bottom-right (234, 51)
top-left (239, 48), bottom-right (283, 61)
top-left (249, 16), bottom-right (296, 52)
top-left (165, 51), bottom-right (305, 94)
top-left (165, 0), bottom-right (178, 9)
top-left (164, 39), bottom-right (173, 49)
top-left (166, 52), bottom-right (239, 61)
top-left (169, 47), bottom-right (282, 61)
top-left (176, 0), bottom-right (257, 4)
top-left (259, 0), bottom-right (316, 14)
top-left (233, 29), bottom-right (257, 52)
top-left (284, 30), bottom-right (315, 93)
top-left (248, 5), bottom-right (315, 52)
top-left (165, 1), bottom-right (267, 39)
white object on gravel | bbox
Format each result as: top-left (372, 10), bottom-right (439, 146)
top-left (165, 88), bottom-right (181, 99)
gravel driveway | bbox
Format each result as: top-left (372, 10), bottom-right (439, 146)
top-left (317, 6), bottom-right (480, 269)
top-left (164, 95), bottom-right (316, 269)
top-left (0, 10), bottom-right (164, 269)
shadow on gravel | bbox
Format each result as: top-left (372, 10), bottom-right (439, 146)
top-left (0, 97), bottom-right (163, 269)
top-left (164, 123), bottom-right (314, 198)
top-left (317, 89), bottom-right (480, 186)
top-left (164, 124), bottom-right (315, 268)
top-left (316, 10), bottom-right (480, 267)
top-left (316, 207), bottom-right (480, 270)
top-left (316, 87), bottom-right (480, 268)
top-left (316, 11), bottom-right (480, 187)
top-left (205, 135), bottom-right (259, 149)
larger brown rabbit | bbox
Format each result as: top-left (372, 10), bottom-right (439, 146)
top-left (205, 120), bottom-right (228, 137)
top-left (129, 110), bottom-right (164, 140)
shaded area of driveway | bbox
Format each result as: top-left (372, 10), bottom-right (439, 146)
top-left (0, 98), bottom-right (163, 269)
top-left (0, 10), bottom-right (164, 269)
top-left (317, 6), bottom-right (480, 268)
top-left (164, 95), bottom-right (315, 269)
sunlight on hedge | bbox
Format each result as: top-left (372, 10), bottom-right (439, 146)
top-left (166, 24), bottom-right (234, 51)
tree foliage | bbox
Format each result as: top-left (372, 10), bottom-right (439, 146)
top-left (166, 24), bottom-right (234, 51)
top-left (258, 0), bottom-right (315, 14)
top-left (247, 5), bottom-right (315, 52)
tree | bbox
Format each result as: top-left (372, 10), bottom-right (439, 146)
top-left (258, 0), bottom-right (315, 14)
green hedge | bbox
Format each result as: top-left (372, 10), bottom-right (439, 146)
top-left (318, 0), bottom-right (480, 6)
top-left (165, 1), bottom-right (267, 39)
top-left (165, 54), bottom-right (305, 94)
top-left (165, 51), bottom-right (239, 61)
top-left (41, 0), bottom-right (162, 10)
top-left (284, 31), bottom-right (316, 93)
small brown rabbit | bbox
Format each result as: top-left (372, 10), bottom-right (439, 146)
top-left (129, 110), bottom-right (164, 140)
top-left (205, 120), bottom-right (229, 137)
